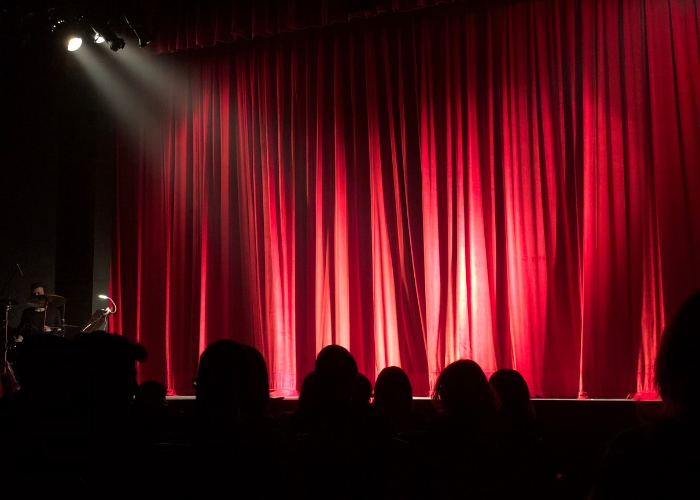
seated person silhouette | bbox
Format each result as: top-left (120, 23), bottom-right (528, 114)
top-left (295, 345), bottom-right (398, 499)
top-left (177, 340), bottom-right (289, 498)
top-left (428, 359), bottom-right (513, 499)
top-left (17, 283), bottom-right (62, 338)
top-left (489, 369), bottom-right (535, 426)
top-left (592, 291), bottom-right (700, 499)
top-left (2, 331), bottom-right (146, 498)
top-left (373, 366), bottom-right (428, 434)
top-left (283, 370), bottom-right (318, 437)
top-left (490, 368), bottom-right (556, 498)
top-left (352, 372), bottom-right (373, 405)
top-left (131, 380), bottom-right (169, 445)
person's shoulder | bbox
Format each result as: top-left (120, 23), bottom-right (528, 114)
top-left (594, 421), bottom-right (700, 499)
top-left (600, 422), bottom-right (694, 480)
top-left (606, 425), bottom-right (653, 458)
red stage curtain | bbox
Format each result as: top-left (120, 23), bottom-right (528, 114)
top-left (111, 0), bottom-right (700, 397)
top-left (143, 0), bottom-right (461, 54)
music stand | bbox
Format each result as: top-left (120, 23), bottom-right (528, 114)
top-left (81, 309), bottom-right (112, 333)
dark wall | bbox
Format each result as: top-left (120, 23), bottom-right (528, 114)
top-left (0, 40), bottom-right (114, 329)
top-left (1, 46), bottom-right (58, 326)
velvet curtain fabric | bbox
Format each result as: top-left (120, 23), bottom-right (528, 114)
top-left (143, 0), bottom-right (461, 53)
top-left (111, 0), bottom-right (700, 397)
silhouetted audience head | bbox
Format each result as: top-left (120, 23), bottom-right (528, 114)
top-left (242, 344), bottom-right (270, 421)
top-left (314, 344), bottom-right (357, 405)
top-left (592, 292), bottom-right (700, 499)
top-left (655, 290), bottom-right (700, 417)
top-left (66, 332), bottom-right (146, 416)
top-left (433, 359), bottom-right (496, 419)
top-left (374, 366), bottom-right (413, 415)
top-left (14, 333), bottom-right (68, 404)
top-left (137, 380), bottom-right (167, 406)
top-left (132, 380), bottom-right (169, 446)
top-left (298, 370), bottom-right (317, 409)
top-left (352, 372), bottom-right (373, 405)
top-left (490, 368), bottom-right (534, 418)
top-left (196, 340), bottom-right (250, 414)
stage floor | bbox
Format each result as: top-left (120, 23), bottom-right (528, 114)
top-left (165, 395), bottom-right (663, 426)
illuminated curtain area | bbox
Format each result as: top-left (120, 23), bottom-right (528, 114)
top-left (110, 0), bottom-right (700, 397)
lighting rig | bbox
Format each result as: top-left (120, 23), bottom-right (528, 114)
top-left (48, 5), bottom-right (152, 52)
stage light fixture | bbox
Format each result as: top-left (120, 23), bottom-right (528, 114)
top-left (67, 37), bottom-right (82, 51)
top-left (90, 19), bottom-right (126, 52)
top-left (52, 18), bottom-right (86, 52)
top-left (108, 37), bottom-right (126, 51)
top-left (48, 7), bottom-right (151, 54)
top-left (98, 295), bottom-right (118, 314)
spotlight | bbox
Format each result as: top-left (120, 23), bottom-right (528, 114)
top-left (49, 8), bottom-right (143, 54)
top-left (67, 37), bottom-right (82, 51)
top-left (52, 18), bottom-right (85, 52)
top-left (90, 19), bottom-right (125, 52)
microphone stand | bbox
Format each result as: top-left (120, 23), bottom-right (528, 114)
top-left (2, 301), bottom-right (14, 376)
top-left (1, 265), bottom-right (21, 375)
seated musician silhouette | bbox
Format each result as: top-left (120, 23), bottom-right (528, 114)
top-left (17, 283), bottom-right (62, 339)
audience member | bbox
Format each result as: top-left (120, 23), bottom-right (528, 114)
top-left (298, 370), bottom-right (318, 409)
top-left (374, 366), bottom-right (428, 433)
top-left (241, 344), bottom-right (273, 425)
top-left (131, 380), bottom-right (170, 445)
top-left (352, 372), bottom-right (373, 405)
top-left (284, 370), bottom-right (317, 437)
top-left (0, 334), bottom-right (71, 449)
top-left (315, 344), bottom-right (358, 406)
top-left (294, 345), bottom-right (401, 499)
top-left (490, 368), bottom-right (534, 422)
top-left (194, 339), bottom-right (250, 417)
top-left (490, 368), bottom-right (557, 498)
top-left (310, 345), bottom-right (394, 437)
top-left (592, 291), bottom-right (700, 499)
top-left (11, 333), bottom-right (70, 415)
top-left (8, 313), bottom-right (692, 500)
top-left (433, 359), bottom-right (497, 420)
top-left (428, 359), bottom-right (512, 499)
top-left (66, 331), bottom-right (147, 422)
top-left (1, 331), bottom-right (146, 498)
top-left (138, 379), bottom-right (168, 404)
top-left (176, 339), bottom-right (290, 498)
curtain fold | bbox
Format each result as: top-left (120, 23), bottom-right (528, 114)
top-left (111, 0), bottom-right (700, 397)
